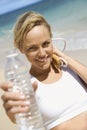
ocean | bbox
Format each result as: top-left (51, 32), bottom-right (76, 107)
top-left (0, 0), bottom-right (87, 51)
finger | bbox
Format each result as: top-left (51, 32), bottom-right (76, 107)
top-left (53, 46), bottom-right (64, 56)
top-left (3, 100), bottom-right (30, 110)
top-left (32, 81), bottom-right (38, 91)
top-left (0, 82), bottom-right (13, 91)
top-left (1, 92), bottom-right (26, 102)
top-left (7, 106), bottom-right (29, 114)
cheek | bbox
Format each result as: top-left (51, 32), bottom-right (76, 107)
top-left (48, 44), bottom-right (53, 55)
top-left (25, 53), bottom-right (36, 63)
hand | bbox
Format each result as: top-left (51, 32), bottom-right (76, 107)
top-left (0, 81), bottom-right (38, 123)
top-left (53, 47), bottom-right (68, 68)
top-left (53, 46), bottom-right (66, 58)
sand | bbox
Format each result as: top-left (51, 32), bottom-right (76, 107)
top-left (65, 49), bottom-right (87, 66)
top-left (0, 49), bottom-right (87, 130)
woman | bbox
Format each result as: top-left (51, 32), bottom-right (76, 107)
top-left (0, 11), bottom-right (87, 130)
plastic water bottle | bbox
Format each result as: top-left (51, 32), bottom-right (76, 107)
top-left (5, 49), bottom-right (45, 130)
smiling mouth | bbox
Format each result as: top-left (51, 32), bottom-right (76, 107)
top-left (36, 56), bottom-right (49, 63)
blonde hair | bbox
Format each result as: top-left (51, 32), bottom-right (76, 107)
top-left (14, 11), bottom-right (52, 51)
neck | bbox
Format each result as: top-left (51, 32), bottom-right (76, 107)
top-left (30, 65), bottom-right (51, 81)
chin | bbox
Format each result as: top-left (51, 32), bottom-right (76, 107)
top-left (40, 62), bottom-right (50, 71)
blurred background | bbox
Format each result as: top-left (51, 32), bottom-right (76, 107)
top-left (0, 0), bottom-right (87, 130)
top-left (0, 0), bottom-right (87, 50)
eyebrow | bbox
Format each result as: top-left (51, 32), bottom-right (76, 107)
top-left (25, 38), bottom-right (51, 47)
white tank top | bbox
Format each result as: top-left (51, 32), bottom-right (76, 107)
top-left (31, 68), bottom-right (87, 129)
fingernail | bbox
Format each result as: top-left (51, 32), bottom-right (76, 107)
top-left (20, 94), bottom-right (25, 99)
top-left (25, 101), bottom-right (30, 105)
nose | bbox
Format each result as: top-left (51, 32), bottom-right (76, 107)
top-left (37, 47), bottom-right (46, 57)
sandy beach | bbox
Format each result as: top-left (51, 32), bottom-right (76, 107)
top-left (65, 49), bottom-right (87, 66)
top-left (0, 0), bottom-right (87, 129)
top-left (0, 49), bottom-right (87, 130)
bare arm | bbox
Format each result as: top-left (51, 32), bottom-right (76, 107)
top-left (66, 56), bottom-right (87, 84)
top-left (53, 49), bottom-right (87, 84)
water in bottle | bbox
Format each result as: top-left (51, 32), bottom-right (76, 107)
top-left (5, 49), bottom-right (45, 130)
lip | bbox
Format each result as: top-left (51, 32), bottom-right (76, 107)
top-left (36, 56), bottom-right (49, 63)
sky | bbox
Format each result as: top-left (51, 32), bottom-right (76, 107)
top-left (0, 0), bottom-right (43, 15)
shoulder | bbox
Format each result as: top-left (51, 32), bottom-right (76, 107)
top-left (63, 66), bottom-right (80, 80)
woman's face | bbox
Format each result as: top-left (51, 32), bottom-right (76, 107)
top-left (23, 25), bottom-right (53, 71)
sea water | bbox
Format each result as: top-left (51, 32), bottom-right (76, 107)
top-left (0, 0), bottom-right (87, 53)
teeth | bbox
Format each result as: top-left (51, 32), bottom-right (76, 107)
top-left (36, 57), bottom-right (47, 62)
top-left (38, 59), bottom-right (46, 62)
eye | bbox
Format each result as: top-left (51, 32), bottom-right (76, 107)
top-left (42, 41), bottom-right (51, 48)
top-left (26, 46), bottom-right (37, 52)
